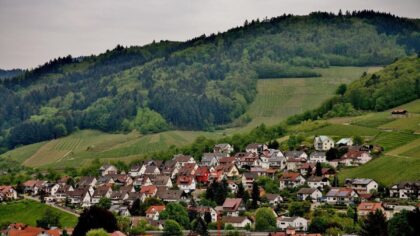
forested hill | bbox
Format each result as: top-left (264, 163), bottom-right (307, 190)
top-left (0, 69), bottom-right (24, 80)
top-left (1, 10), bottom-right (420, 152)
top-left (287, 56), bottom-right (420, 124)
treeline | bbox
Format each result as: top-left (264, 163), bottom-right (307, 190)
top-left (287, 56), bottom-right (420, 125)
top-left (0, 11), bottom-right (420, 151)
top-left (0, 69), bottom-right (24, 80)
top-left (254, 62), bottom-right (321, 78)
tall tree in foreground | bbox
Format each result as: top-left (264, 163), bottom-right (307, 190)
top-left (73, 206), bottom-right (118, 236)
top-left (163, 220), bottom-right (183, 236)
top-left (255, 207), bottom-right (276, 231)
top-left (36, 208), bottom-right (61, 229)
top-left (251, 182), bottom-right (260, 209)
top-left (360, 209), bottom-right (388, 236)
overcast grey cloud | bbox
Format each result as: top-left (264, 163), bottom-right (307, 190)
top-left (0, 0), bottom-right (419, 69)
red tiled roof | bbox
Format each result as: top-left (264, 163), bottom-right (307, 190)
top-left (358, 202), bottom-right (383, 213)
top-left (279, 172), bottom-right (301, 181)
top-left (146, 205), bottom-right (166, 214)
top-left (140, 185), bottom-right (157, 194)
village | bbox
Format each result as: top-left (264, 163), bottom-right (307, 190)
top-left (1, 135), bottom-right (419, 236)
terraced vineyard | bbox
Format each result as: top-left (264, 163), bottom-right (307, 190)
top-left (371, 132), bottom-right (418, 151)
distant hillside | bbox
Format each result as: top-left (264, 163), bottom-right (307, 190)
top-left (0, 68), bottom-right (24, 80)
top-left (1, 11), bottom-right (420, 151)
top-left (288, 56), bottom-right (420, 124)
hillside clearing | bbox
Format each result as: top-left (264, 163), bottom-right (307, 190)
top-left (0, 200), bottom-right (77, 227)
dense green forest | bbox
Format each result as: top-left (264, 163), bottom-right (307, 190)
top-left (0, 69), bottom-right (24, 80)
top-left (1, 11), bottom-right (420, 152)
top-left (287, 56), bottom-right (420, 124)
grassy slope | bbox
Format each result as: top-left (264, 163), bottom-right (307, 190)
top-left (0, 200), bottom-right (77, 227)
top-left (0, 66), bottom-right (380, 168)
top-left (336, 99), bottom-right (420, 185)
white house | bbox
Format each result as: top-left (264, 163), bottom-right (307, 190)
top-left (0, 186), bottom-right (17, 201)
top-left (326, 188), bottom-right (359, 205)
top-left (99, 164), bottom-right (118, 176)
top-left (390, 181), bottom-right (420, 199)
top-left (245, 143), bottom-right (267, 154)
top-left (314, 135), bottom-right (335, 151)
top-left (201, 153), bottom-right (220, 167)
top-left (340, 150), bottom-right (372, 166)
top-left (213, 143), bottom-right (234, 156)
top-left (279, 172), bottom-right (306, 190)
top-left (309, 151), bottom-right (327, 163)
top-left (297, 188), bottom-right (322, 202)
top-left (146, 205), bottom-right (166, 220)
top-left (176, 176), bottom-right (196, 193)
top-left (265, 193), bottom-right (283, 205)
top-left (307, 176), bottom-right (330, 190)
top-left (277, 216), bottom-right (308, 231)
top-left (345, 178), bottom-right (378, 194)
top-left (223, 216), bottom-right (252, 228)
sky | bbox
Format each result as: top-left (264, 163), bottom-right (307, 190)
top-left (0, 0), bottom-right (419, 69)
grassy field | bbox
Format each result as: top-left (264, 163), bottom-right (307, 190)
top-left (0, 66), bottom-right (380, 168)
top-left (242, 66), bottom-right (381, 131)
top-left (2, 129), bottom-right (224, 168)
top-left (339, 155), bottom-right (420, 186)
top-left (0, 200), bottom-right (77, 227)
top-left (306, 124), bottom-right (380, 137)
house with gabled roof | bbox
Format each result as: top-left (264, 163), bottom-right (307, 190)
top-left (91, 185), bottom-right (112, 205)
top-left (140, 185), bottom-right (158, 200)
top-left (0, 185), bottom-right (17, 201)
top-left (357, 202), bottom-right (384, 217)
top-left (242, 172), bottom-right (259, 190)
top-left (178, 163), bottom-right (197, 176)
top-left (173, 154), bottom-right (196, 166)
top-left (189, 206), bottom-right (218, 223)
top-left (214, 163), bottom-right (240, 179)
top-left (161, 160), bottom-right (178, 179)
top-left (340, 150), bottom-right (372, 166)
top-left (235, 152), bottom-right (260, 168)
top-left (314, 135), bottom-right (335, 151)
top-left (156, 188), bottom-right (186, 202)
top-left (146, 205), bottom-right (166, 220)
top-left (150, 175), bottom-right (173, 188)
top-left (23, 179), bottom-right (47, 195)
top-left (221, 198), bottom-right (244, 216)
top-left (285, 150), bottom-right (308, 160)
top-left (195, 166), bottom-right (210, 184)
top-left (222, 216), bottom-right (252, 228)
top-left (176, 175), bottom-right (196, 193)
top-left (143, 165), bottom-right (161, 176)
top-left (326, 188), bottom-right (359, 205)
top-left (201, 153), bottom-right (220, 167)
top-left (345, 178), bottom-right (378, 194)
top-left (67, 187), bottom-right (93, 207)
top-left (128, 164), bottom-right (144, 177)
top-left (99, 164), bottom-right (118, 176)
top-left (277, 216), bottom-right (308, 231)
top-left (390, 181), bottom-right (420, 199)
top-left (297, 188), bottom-right (322, 202)
top-left (279, 172), bottom-right (305, 190)
top-left (307, 176), bottom-right (330, 190)
top-left (246, 143), bottom-right (267, 154)
top-left (213, 143), bottom-right (234, 156)
top-left (309, 151), bottom-right (327, 163)
top-left (264, 193), bottom-right (283, 205)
